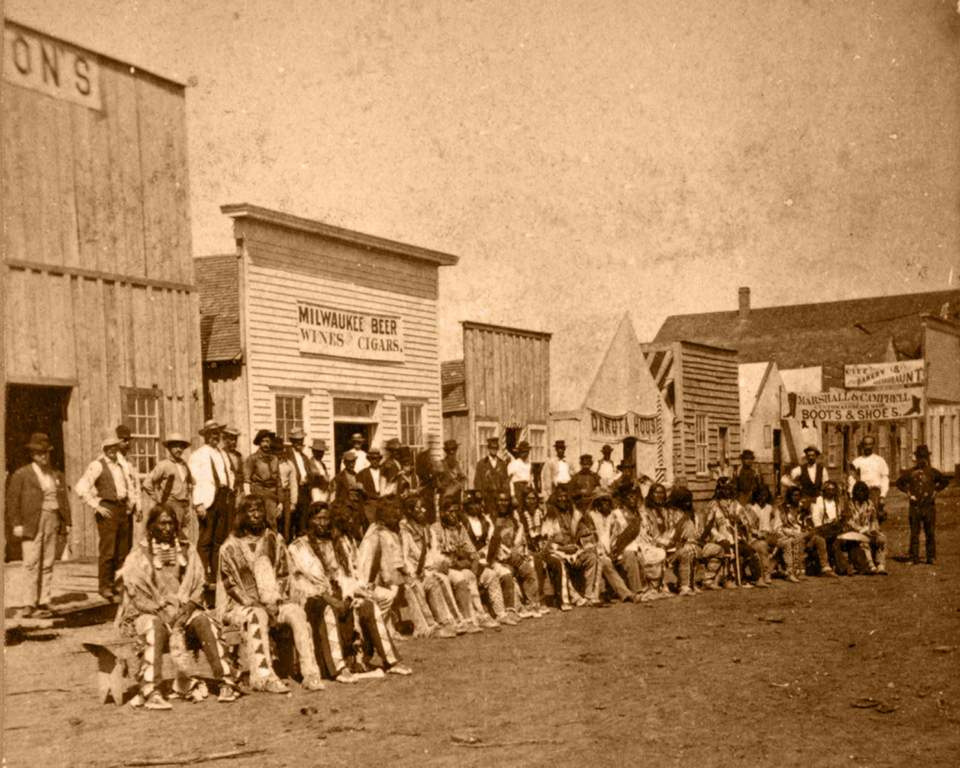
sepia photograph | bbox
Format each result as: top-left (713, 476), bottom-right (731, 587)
top-left (1, 1), bottom-right (959, 766)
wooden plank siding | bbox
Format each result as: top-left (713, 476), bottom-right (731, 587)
top-left (2, 25), bottom-right (201, 560)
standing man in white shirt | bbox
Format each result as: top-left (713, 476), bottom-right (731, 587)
top-left (848, 436), bottom-right (889, 518)
top-left (596, 444), bottom-right (618, 489)
top-left (541, 440), bottom-right (572, 498)
top-left (75, 434), bottom-right (134, 601)
top-left (189, 420), bottom-right (231, 580)
top-left (340, 433), bottom-right (369, 473)
top-left (507, 441), bottom-right (533, 499)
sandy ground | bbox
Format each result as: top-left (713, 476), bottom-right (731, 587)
top-left (4, 493), bottom-right (960, 768)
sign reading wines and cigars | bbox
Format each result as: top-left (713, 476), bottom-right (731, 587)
top-left (297, 302), bottom-right (405, 363)
top-left (784, 388), bottom-right (923, 423)
top-left (844, 360), bottom-right (924, 389)
top-left (3, 24), bottom-right (102, 111)
top-left (589, 409), bottom-right (658, 442)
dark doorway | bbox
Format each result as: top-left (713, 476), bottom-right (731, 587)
top-left (5, 385), bottom-right (72, 561)
top-left (503, 427), bottom-right (521, 456)
top-left (772, 429), bottom-right (782, 493)
top-left (333, 422), bottom-right (375, 471)
top-left (622, 437), bottom-right (637, 467)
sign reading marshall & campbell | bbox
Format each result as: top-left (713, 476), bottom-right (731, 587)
top-left (843, 360), bottom-right (924, 389)
top-left (297, 301), bottom-right (405, 362)
top-left (784, 388), bottom-right (923, 423)
top-left (589, 409), bottom-right (658, 442)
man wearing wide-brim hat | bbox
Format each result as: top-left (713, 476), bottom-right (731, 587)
top-left (785, 445), bottom-right (828, 502)
top-left (143, 433), bottom-right (197, 545)
top-left (188, 420), bottom-right (232, 580)
top-left (7, 433), bottom-right (71, 618)
top-left (75, 434), bottom-right (136, 601)
top-left (596, 444), bottom-right (618, 490)
top-left (437, 438), bottom-right (466, 501)
top-left (340, 432), bottom-right (369, 473)
top-left (896, 444), bottom-right (951, 565)
top-left (733, 448), bottom-right (761, 507)
top-left (243, 429), bottom-right (284, 534)
top-left (308, 438), bottom-right (331, 504)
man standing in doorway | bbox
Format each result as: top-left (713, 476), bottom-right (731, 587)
top-left (474, 437), bottom-right (509, 514)
top-left (8, 433), bottom-right (71, 618)
top-left (541, 440), bottom-right (572, 498)
top-left (849, 436), bottom-right (889, 518)
top-left (76, 434), bottom-right (134, 601)
top-left (896, 445), bottom-right (950, 565)
top-left (244, 430), bottom-right (284, 532)
top-left (596, 445), bottom-right (618, 490)
top-left (340, 433), bottom-right (368, 473)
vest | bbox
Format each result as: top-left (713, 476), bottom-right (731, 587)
top-left (797, 464), bottom-right (824, 497)
top-left (95, 458), bottom-right (123, 502)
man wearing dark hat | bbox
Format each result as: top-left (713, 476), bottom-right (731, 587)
top-left (437, 439), bottom-right (466, 501)
top-left (284, 429), bottom-right (315, 539)
top-left (7, 433), bottom-right (71, 617)
top-left (143, 433), bottom-right (196, 544)
top-left (381, 437), bottom-right (402, 485)
top-left (340, 432), bottom-right (368, 473)
top-left (189, 420), bottom-right (232, 579)
top-left (357, 447), bottom-right (388, 513)
top-left (507, 441), bottom-right (533, 500)
top-left (76, 433), bottom-right (135, 600)
top-left (733, 449), bottom-right (762, 507)
top-left (541, 440), bottom-right (572, 498)
top-left (896, 445), bottom-right (950, 565)
top-left (596, 444), bottom-right (618, 490)
top-left (220, 426), bottom-right (245, 529)
top-left (570, 454), bottom-right (600, 512)
top-left (474, 436), bottom-right (509, 514)
top-left (243, 430), bottom-right (284, 533)
top-left (788, 445), bottom-right (828, 503)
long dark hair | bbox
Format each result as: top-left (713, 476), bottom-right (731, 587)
top-left (233, 496), bottom-right (264, 534)
top-left (645, 483), bottom-right (667, 509)
top-left (147, 503), bottom-right (182, 539)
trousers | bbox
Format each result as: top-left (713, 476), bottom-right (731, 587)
top-left (97, 502), bottom-right (131, 594)
top-left (21, 508), bottom-right (60, 607)
top-left (197, 489), bottom-right (231, 580)
top-left (909, 504), bottom-right (936, 562)
top-left (224, 602), bottom-right (320, 685)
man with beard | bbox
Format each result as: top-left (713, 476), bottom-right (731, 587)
top-left (118, 504), bottom-right (240, 709)
top-left (539, 486), bottom-right (592, 610)
top-left (787, 446), bottom-right (828, 504)
top-left (216, 497), bottom-right (325, 693)
top-left (243, 430), bottom-right (284, 532)
top-left (288, 502), bottom-right (411, 680)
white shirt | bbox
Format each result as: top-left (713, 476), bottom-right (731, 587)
top-left (555, 460), bottom-right (571, 484)
top-left (75, 455), bottom-right (129, 510)
top-left (507, 457), bottom-right (532, 493)
top-left (117, 453), bottom-right (141, 511)
top-left (292, 449), bottom-right (307, 482)
top-left (811, 497), bottom-right (839, 527)
top-left (788, 464), bottom-right (830, 485)
top-left (597, 459), bottom-right (618, 488)
top-left (367, 467), bottom-right (381, 492)
top-left (849, 453), bottom-right (889, 497)
top-left (189, 443), bottom-right (229, 509)
top-left (342, 448), bottom-right (369, 473)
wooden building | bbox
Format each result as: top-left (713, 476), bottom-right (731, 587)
top-left (1, 20), bottom-right (201, 560)
top-left (441, 322), bottom-right (551, 487)
top-left (550, 314), bottom-right (672, 482)
top-left (198, 204), bottom-right (458, 467)
top-left (644, 341), bottom-right (741, 504)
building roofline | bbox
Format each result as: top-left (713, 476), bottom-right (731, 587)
top-left (5, 18), bottom-right (187, 88)
top-left (220, 203), bottom-right (460, 267)
top-left (643, 339), bottom-right (738, 355)
top-left (461, 320), bottom-right (552, 340)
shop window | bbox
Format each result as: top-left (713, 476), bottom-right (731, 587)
top-left (694, 414), bottom-right (709, 475)
top-left (476, 421), bottom-right (498, 458)
top-left (275, 395), bottom-right (304, 443)
top-left (528, 425), bottom-right (547, 463)
top-left (400, 403), bottom-right (423, 450)
top-left (826, 425), bottom-right (843, 468)
top-left (121, 387), bottom-right (163, 475)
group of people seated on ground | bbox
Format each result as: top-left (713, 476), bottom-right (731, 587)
top-left (113, 440), bottom-right (893, 711)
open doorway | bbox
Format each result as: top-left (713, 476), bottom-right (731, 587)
top-left (772, 428), bottom-right (782, 492)
top-left (622, 437), bottom-right (637, 468)
top-left (5, 384), bottom-right (72, 561)
top-left (333, 422), bottom-right (375, 472)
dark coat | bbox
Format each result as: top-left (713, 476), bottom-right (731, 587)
top-left (474, 456), bottom-right (509, 501)
top-left (6, 464), bottom-right (71, 539)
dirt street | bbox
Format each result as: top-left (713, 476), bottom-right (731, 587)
top-left (4, 493), bottom-right (960, 768)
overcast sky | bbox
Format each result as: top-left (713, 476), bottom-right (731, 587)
top-left (10, 0), bottom-right (960, 360)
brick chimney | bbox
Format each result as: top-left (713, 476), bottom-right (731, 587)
top-left (738, 286), bottom-right (750, 320)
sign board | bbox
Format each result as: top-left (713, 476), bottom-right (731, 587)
top-left (3, 24), bottom-right (102, 111)
top-left (297, 301), bottom-right (405, 362)
top-left (844, 360), bottom-right (924, 389)
top-left (784, 389), bottom-right (923, 423)
top-left (589, 409), bottom-right (658, 442)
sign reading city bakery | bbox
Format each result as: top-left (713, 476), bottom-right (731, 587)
top-left (784, 388), bottom-right (923, 423)
top-left (3, 23), bottom-right (102, 111)
top-left (589, 409), bottom-right (658, 442)
top-left (297, 301), bottom-right (405, 363)
top-left (844, 360), bottom-right (924, 389)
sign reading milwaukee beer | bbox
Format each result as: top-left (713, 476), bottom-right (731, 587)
top-left (784, 388), bottom-right (923, 423)
top-left (589, 409), bottom-right (658, 442)
top-left (844, 360), bottom-right (924, 389)
top-left (4, 24), bottom-right (102, 111)
top-left (297, 302), bottom-right (405, 362)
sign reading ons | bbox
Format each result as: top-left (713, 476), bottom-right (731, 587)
top-left (784, 389), bottom-right (923, 423)
top-left (844, 360), bottom-right (924, 389)
top-left (589, 409), bottom-right (658, 442)
top-left (3, 24), bottom-right (102, 111)
top-left (297, 302), bottom-right (405, 363)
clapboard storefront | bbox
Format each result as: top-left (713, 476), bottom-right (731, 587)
top-left (198, 204), bottom-right (458, 466)
top-left (1, 20), bottom-right (202, 560)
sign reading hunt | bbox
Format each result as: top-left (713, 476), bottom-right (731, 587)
top-left (3, 23), bottom-right (102, 111)
top-left (784, 389), bottom-right (923, 423)
top-left (297, 301), bottom-right (405, 362)
top-left (844, 360), bottom-right (924, 389)
top-left (589, 409), bottom-right (658, 442)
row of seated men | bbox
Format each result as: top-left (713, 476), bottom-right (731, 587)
top-left (114, 474), bottom-right (886, 709)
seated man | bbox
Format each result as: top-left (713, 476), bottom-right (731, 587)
top-left (358, 497), bottom-right (442, 637)
top-left (288, 502), bottom-right (411, 679)
top-left (777, 487), bottom-right (808, 581)
top-left (399, 494), bottom-right (468, 637)
top-left (434, 496), bottom-right (500, 630)
top-left (491, 494), bottom-right (549, 617)
top-left (462, 492), bottom-right (520, 625)
top-left (216, 497), bottom-right (325, 693)
top-left (667, 487), bottom-right (703, 597)
top-left (117, 504), bottom-right (240, 709)
top-left (835, 481), bottom-right (887, 576)
top-left (807, 482), bottom-right (841, 577)
top-left (576, 490), bottom-right (638, 604)
top-left (539, 487), bottom-right (591, 610)
top-left (703, 478), bottom-right (764, 588)
top-left (616, 488), bottom-right (670, 601)
top-left (750, 484), bottom-right (801, 583)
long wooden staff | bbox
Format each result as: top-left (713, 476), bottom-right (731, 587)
top-left (732, 511), bottom-right (742, 586)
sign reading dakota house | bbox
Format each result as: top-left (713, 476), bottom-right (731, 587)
top-left (589, 409), bottom-right (658, 442)
top-left (844, 360), bottom-right (924, 389)
top-left (784, 389), bottom-right (923, 423)
top-left (297, 302), bottom-right (405, 362)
